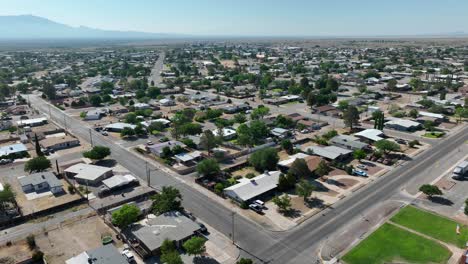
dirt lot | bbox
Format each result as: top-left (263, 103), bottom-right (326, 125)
top-left (0, 240), bottom-right (33, 263)
top-left (231, 166), bottom-right (258, 178)
top-left (10, 178), bottom-right (82, 215)
top-left (36, 215), bottom-right (122, 264)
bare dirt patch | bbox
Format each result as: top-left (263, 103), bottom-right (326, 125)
top-left (35, 215), bottom-right (122, 264)
top-left (0, 240), bottom-right (32, 263)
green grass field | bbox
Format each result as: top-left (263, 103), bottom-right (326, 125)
top-left (343, 223), bottom-right (451, 264)
top-left (422, 132), bottom-right (445, 138)
top-left (391, 205), bottom-right (468, 248)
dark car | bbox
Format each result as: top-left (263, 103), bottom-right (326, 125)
top-left (249, 204), bottom-right (263, 214)
top-left (198, 223), bottom-right (208, 233)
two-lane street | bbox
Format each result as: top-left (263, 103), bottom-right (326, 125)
top-left (28, 94), bottom-right (468, 264)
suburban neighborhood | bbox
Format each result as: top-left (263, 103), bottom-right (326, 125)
top-left (0, 5), bottom-right (467, 264)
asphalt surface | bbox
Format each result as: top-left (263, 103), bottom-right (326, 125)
top-left (148, 51), bottom-right (165, 86)
top-left (28, 94), bottom-right (468, 264)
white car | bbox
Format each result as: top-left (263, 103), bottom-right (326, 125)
top-left (121, 248), bottom-right (135, 262)
top-left (253, 200), bottom-right (265, 207)
top-left (356, 164), bottom-right (367, 170)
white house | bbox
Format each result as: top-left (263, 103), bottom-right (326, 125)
top-left (18, 172), bottom-right (63, 195)
top-left (213, 128), bottom-right (237, 140)
top-left (224, 171), bottom-right (281, 203)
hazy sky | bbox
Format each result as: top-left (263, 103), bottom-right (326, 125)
top-left (1, 0), bottom-right (467, 36)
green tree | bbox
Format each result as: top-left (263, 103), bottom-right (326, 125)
top-left (387, 79), bottom-right (397, 91)
top-left (161, 250), bottom-right (183, 264)
top-left (196, 158), bottom-right (220, 177)
top-left (24, 156), bottom-right (51, 173)
top-left (83, 146), bottom-right (111, 161)
top-left (151, 186), bottom-right (182, 215)
top-left (249, 148), bottom-right (279, 172)
top-left (337, 100), bottom-right (349, 111)
top-left (234, 113), bottom-right (247, 124)
top-left (250, 106), bottom-right (270, 120)
top-left (289, 158), bottom-right (311, 178)
top-left (42, 82), bottom-right (56, 100)
top-left (182, 236), bottom-right (206, 256)
top-left (134, 123), bottom-right (146, 136)
top-left (353, 149), bottom-right (366, 161)
top-left (375, 139), bottom-right (401, 154)
top-left (111, 204), bottom-right (140, 229)
top-left (408, 108), bottom-right (419, 118)
top-left (315, 161), bottom-right (331, 177)
top-left (0, 183), bottom-right (16, 213)
top-left (343, 105), bottom-right (360, 130)
top-left (120, 127), bottom-right (135, 138)
top-left (237, 258), bottom-right (254, 264)
top-left (125, 113), bottom-right (138, 124)
top-left (296, 179), bottom-right (315, 202)
top-left (34, 133), bottom-right (43, 157)
top-left (200, 130), bottom-right (218, 151)
top-left (272, 194), bottom-right (292, 213)
top-left (89, 95), bottom-right (102, 106)
top-left (281, 139), bottom-right (293, 155)
top-left (419, 184), bottom-right (443, 198)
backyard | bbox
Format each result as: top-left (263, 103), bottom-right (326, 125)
top-left (343, 223), bottom-right (452, 264)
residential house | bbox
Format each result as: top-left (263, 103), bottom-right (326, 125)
top-left (270, 127), bottom-right (290, 139)
top-left (213, 127), bottom-right (237, 140)
top-left (129, 211), bottom-right (201, 256)
top-left (385, 119), bottom-right (422, 131)
top-left (146, 141), bottom-right (186, 157)
top-left (40, 135), bottom-right (80, 151)
top-left (315, 105), bottom-right (341, 117)
top-left (174, 151), bottom-right (202, 165)
top-left (104, 123), bottom-right (136, 132)
top-left (159, 98), bottom-right (176, 106)
top-left (17, 117), bottom-right (47, 127)
top-left (18, 172), bottom-right (63, 195)
top-left (85, 109), bottom-right (104, 120)
top-left (65, 244), bottom-right (128, 264)
top-left (354, 129), bottom-right (385, 143)
top-left (224, 171), bottom-right (281, 203)
top-left (0, 143), bottom-right (28, 158)
top-left (303, 145), bottom-right (352, 161)
top-left (329, 135), bottom-right (368, 150)
top-left (64, 163), bottom-right (113, 185)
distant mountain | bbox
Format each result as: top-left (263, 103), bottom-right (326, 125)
top-left (0, 15), bottom-right (185, 40)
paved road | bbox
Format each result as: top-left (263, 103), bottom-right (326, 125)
top-left (28, 94), bottom-right (468, 264)
top-left (148, 51), bottom-right (165, 86)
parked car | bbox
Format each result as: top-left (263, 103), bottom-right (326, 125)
top-left (353, 169), bottom-right (368, 177)
top-left (121, 247), bottom-right (135, 263)
top-left (101, 131), bottom-right (108, 136)
top-left (0, 159), bottom-right (13, 165)
top-left (253, 200), bottom-right (266, 209)
top-left (197, 223), bottom-right (208, 233)
top-left (146, 140), bottom-right (153, 145)
top-left (395, 139), bottom-right (407, 145)
top-left (356, 164), bottom-right (367, 170)
top-left (249, 203), bottom-right (263, 214)
top-left (300, 129), bottom-right (310, 134)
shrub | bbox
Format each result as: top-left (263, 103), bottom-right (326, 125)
top-left (67, 185), bottom-right (75, 194)
top-left (245, 173), bottom-right (256, 179)
top-left (240, 201), bottom-right (249, 209)
top-left (32, 251), bottom-right (44, 262)
top-left (214, 183), bottom-right (224, 194)
top-left (26, 235), bottom-right (36, 249)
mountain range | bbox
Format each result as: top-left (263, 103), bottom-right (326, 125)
top-left (0, 15), bottom-right (184, 39)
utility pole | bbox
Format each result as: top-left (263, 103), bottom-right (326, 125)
top-left (48, 104), bottom-right (52, 118)
top-left (146, 161), bottom-right (150, 186)
top-left (63, 113), bottom-right (67, 131)
top-left (89, 128), bottom-right (94, 147)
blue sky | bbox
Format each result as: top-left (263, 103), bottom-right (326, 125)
top-left (1, 0), bottom-right (467, 36)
